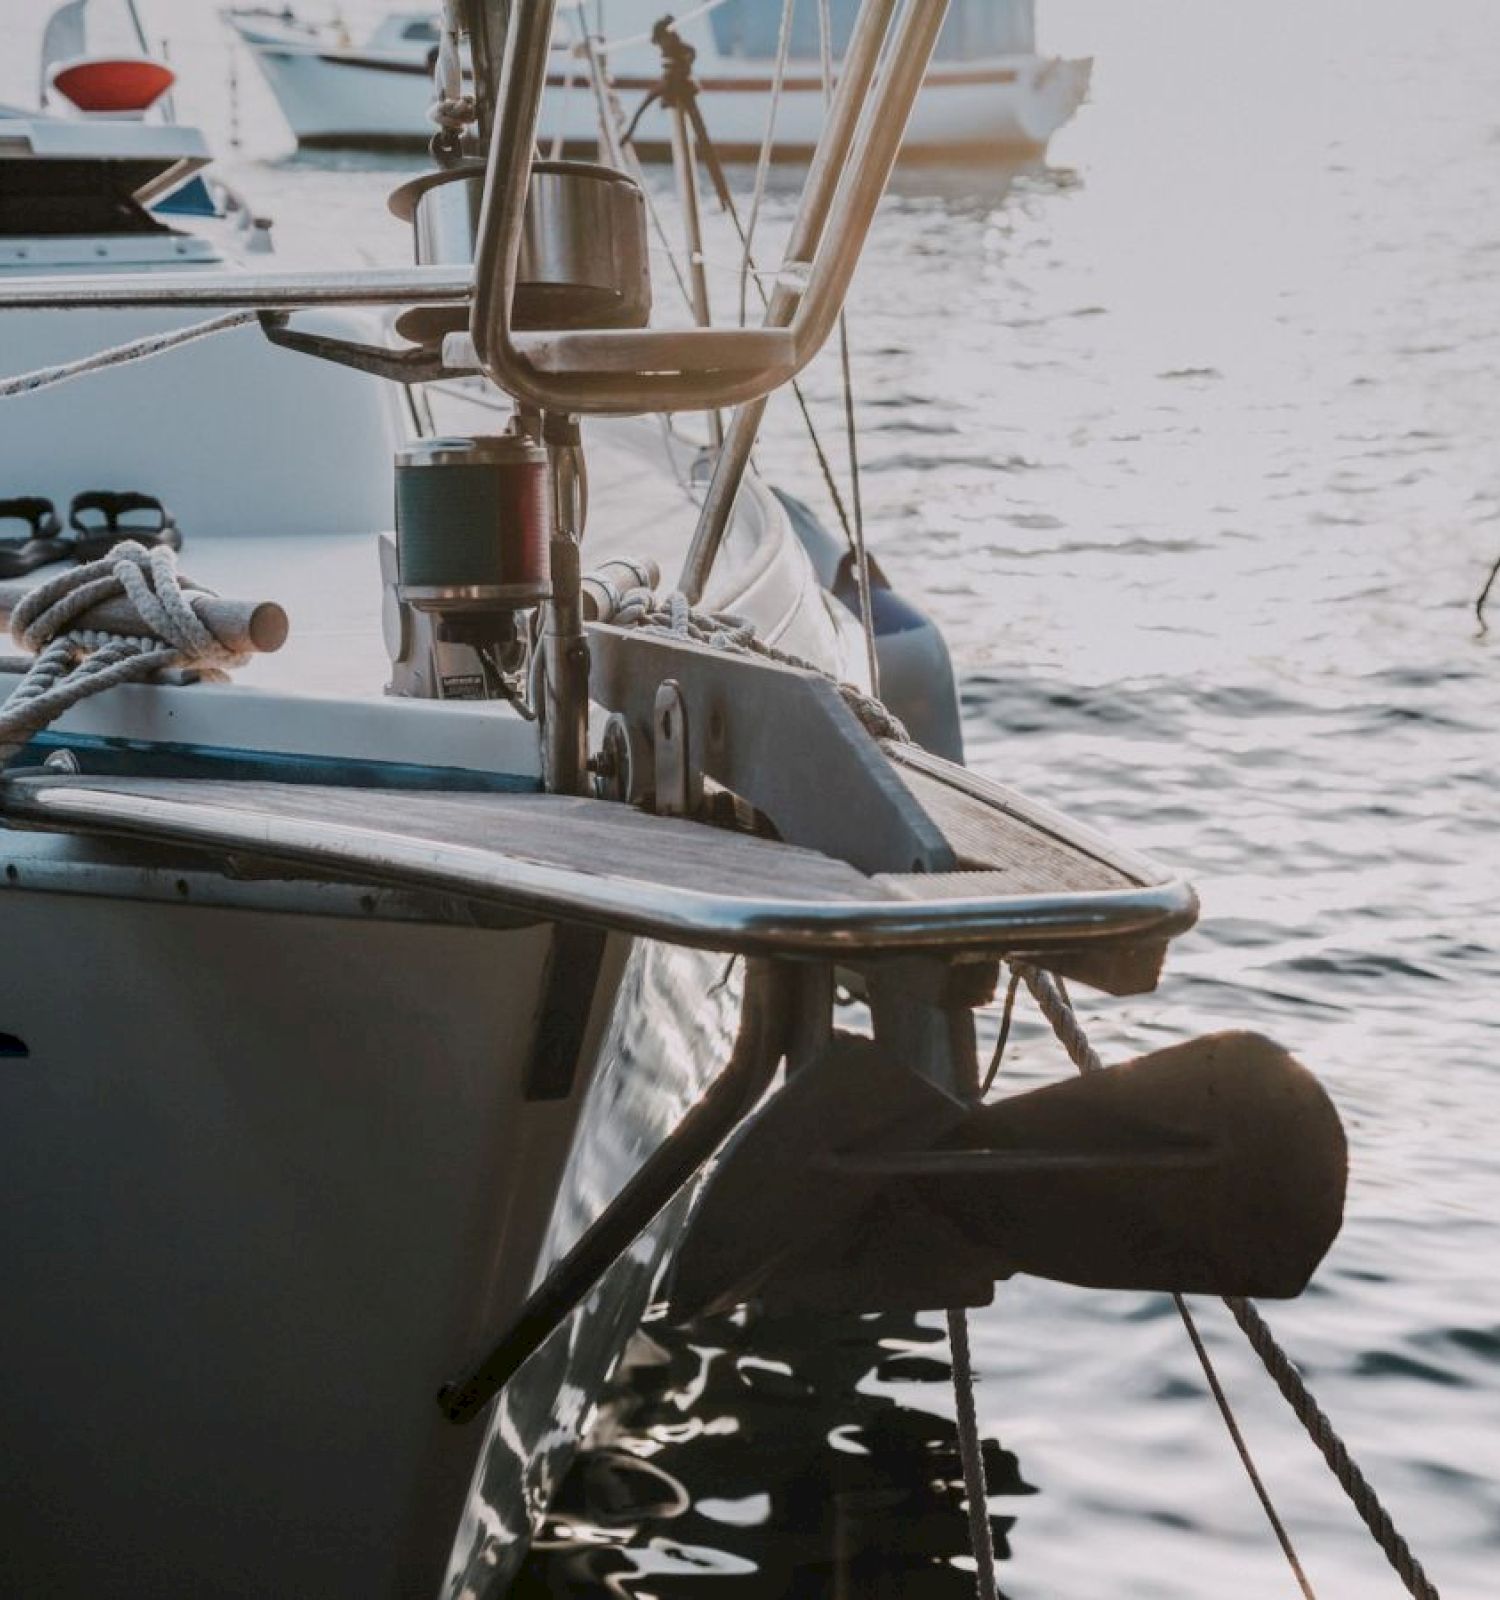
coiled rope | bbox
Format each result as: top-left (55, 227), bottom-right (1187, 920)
top-left (1006, 960), bottom-right (1441, 1600)
top-left (0, 542), bottom-right (251, 763)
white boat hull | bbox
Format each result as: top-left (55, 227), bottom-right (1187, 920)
top-left (229, 26), bottom-right (1090, 157)
top-left (0, 875), bottom-right (735, 1596)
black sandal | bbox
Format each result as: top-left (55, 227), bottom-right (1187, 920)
top-left (68, 491), bottom-right (182, 563)
top-left (0, 497), bottom-right (71, 577)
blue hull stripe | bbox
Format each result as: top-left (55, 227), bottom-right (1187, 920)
top-left (16, 732), bottom-right (541, 794)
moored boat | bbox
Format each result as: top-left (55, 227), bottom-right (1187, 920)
top-left (0, 4), bottom-right (1350, 1597)
top-left (224, 0), bottom-right (1091, 159)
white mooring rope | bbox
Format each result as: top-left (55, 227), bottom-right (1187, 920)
top-left (0, 542), bottom-right (251, 763)
top-left (0, 311), bottom-right (260, 401)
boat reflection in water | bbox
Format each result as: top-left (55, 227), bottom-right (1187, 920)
top-left (518, 1309), bottom-right (1033, 1599)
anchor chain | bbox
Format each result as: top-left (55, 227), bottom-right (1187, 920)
top-left (1007, 960), bottom-right (1441, 1600)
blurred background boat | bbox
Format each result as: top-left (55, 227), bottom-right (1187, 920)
top-left (223, 0), bottom-right (1091, 158)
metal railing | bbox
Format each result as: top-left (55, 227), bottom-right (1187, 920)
top-left (468, 0), bottom-right (952, 415)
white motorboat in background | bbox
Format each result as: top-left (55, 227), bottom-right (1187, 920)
top-left (225, 0), bottom-right (1091, 157)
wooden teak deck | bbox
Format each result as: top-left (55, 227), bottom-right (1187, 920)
top-left (1, 769), bottom-right (1196, 977)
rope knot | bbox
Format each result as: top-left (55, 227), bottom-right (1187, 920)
top-left (12, 542), bottom-right (246, 673)
top-left (0, 542), bottom-right (251, 765)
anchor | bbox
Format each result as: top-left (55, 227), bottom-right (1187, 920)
top-left (669, 1024), bottom-right (1347, 1318)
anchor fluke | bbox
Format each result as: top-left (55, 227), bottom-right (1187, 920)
top-left (922, 1031), bottom-right (1348, 1299)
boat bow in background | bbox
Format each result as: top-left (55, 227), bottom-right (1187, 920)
top-left (225, 0), bottom-right (1091, 158)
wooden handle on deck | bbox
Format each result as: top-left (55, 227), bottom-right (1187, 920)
top-left (0, 583), bottom-right (289, 655)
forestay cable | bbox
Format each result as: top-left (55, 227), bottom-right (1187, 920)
top-left (818, 0), bottom-right (880, 696)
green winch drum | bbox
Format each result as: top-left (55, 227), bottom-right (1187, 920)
top-left (395, 434), bottom-right (554, 612)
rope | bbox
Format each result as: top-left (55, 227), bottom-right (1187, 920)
top-left (0, 542), bottom-right (250, 762)
top-left (1175, 1295), bottom-right (1317, 1599)
top-left (1225, 1296), bottom-right (1440, 1600)
top-left (428, 0), bottom-right (477, 146)
top-left (947, 1307), bottom-right (1001, 1600)
top-left (608, 582), bottom-right (908, 743)
top-left (1012, 962), bottom-right (1102, 1074)
top-left (1007, 960), bottom-right (1442, 1600)
top-left (0, 312), bottom-right (259, 401)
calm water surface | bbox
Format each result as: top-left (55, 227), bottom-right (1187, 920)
top-left (6, 0), bottom-right (1498, 1593)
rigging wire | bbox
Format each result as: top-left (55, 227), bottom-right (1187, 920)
top-left (566, 19), bottom-right (697, 314)
top-left (738, 0), bottom-right (797, 328)
top-left (591, 12), bottom-right (860, 549)
top-left (548, 49), bottom-right (582, 161)
top-left (584, 0), bottom-right (736, 58)
top-left (818, 0), bottom-right (880, 696)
